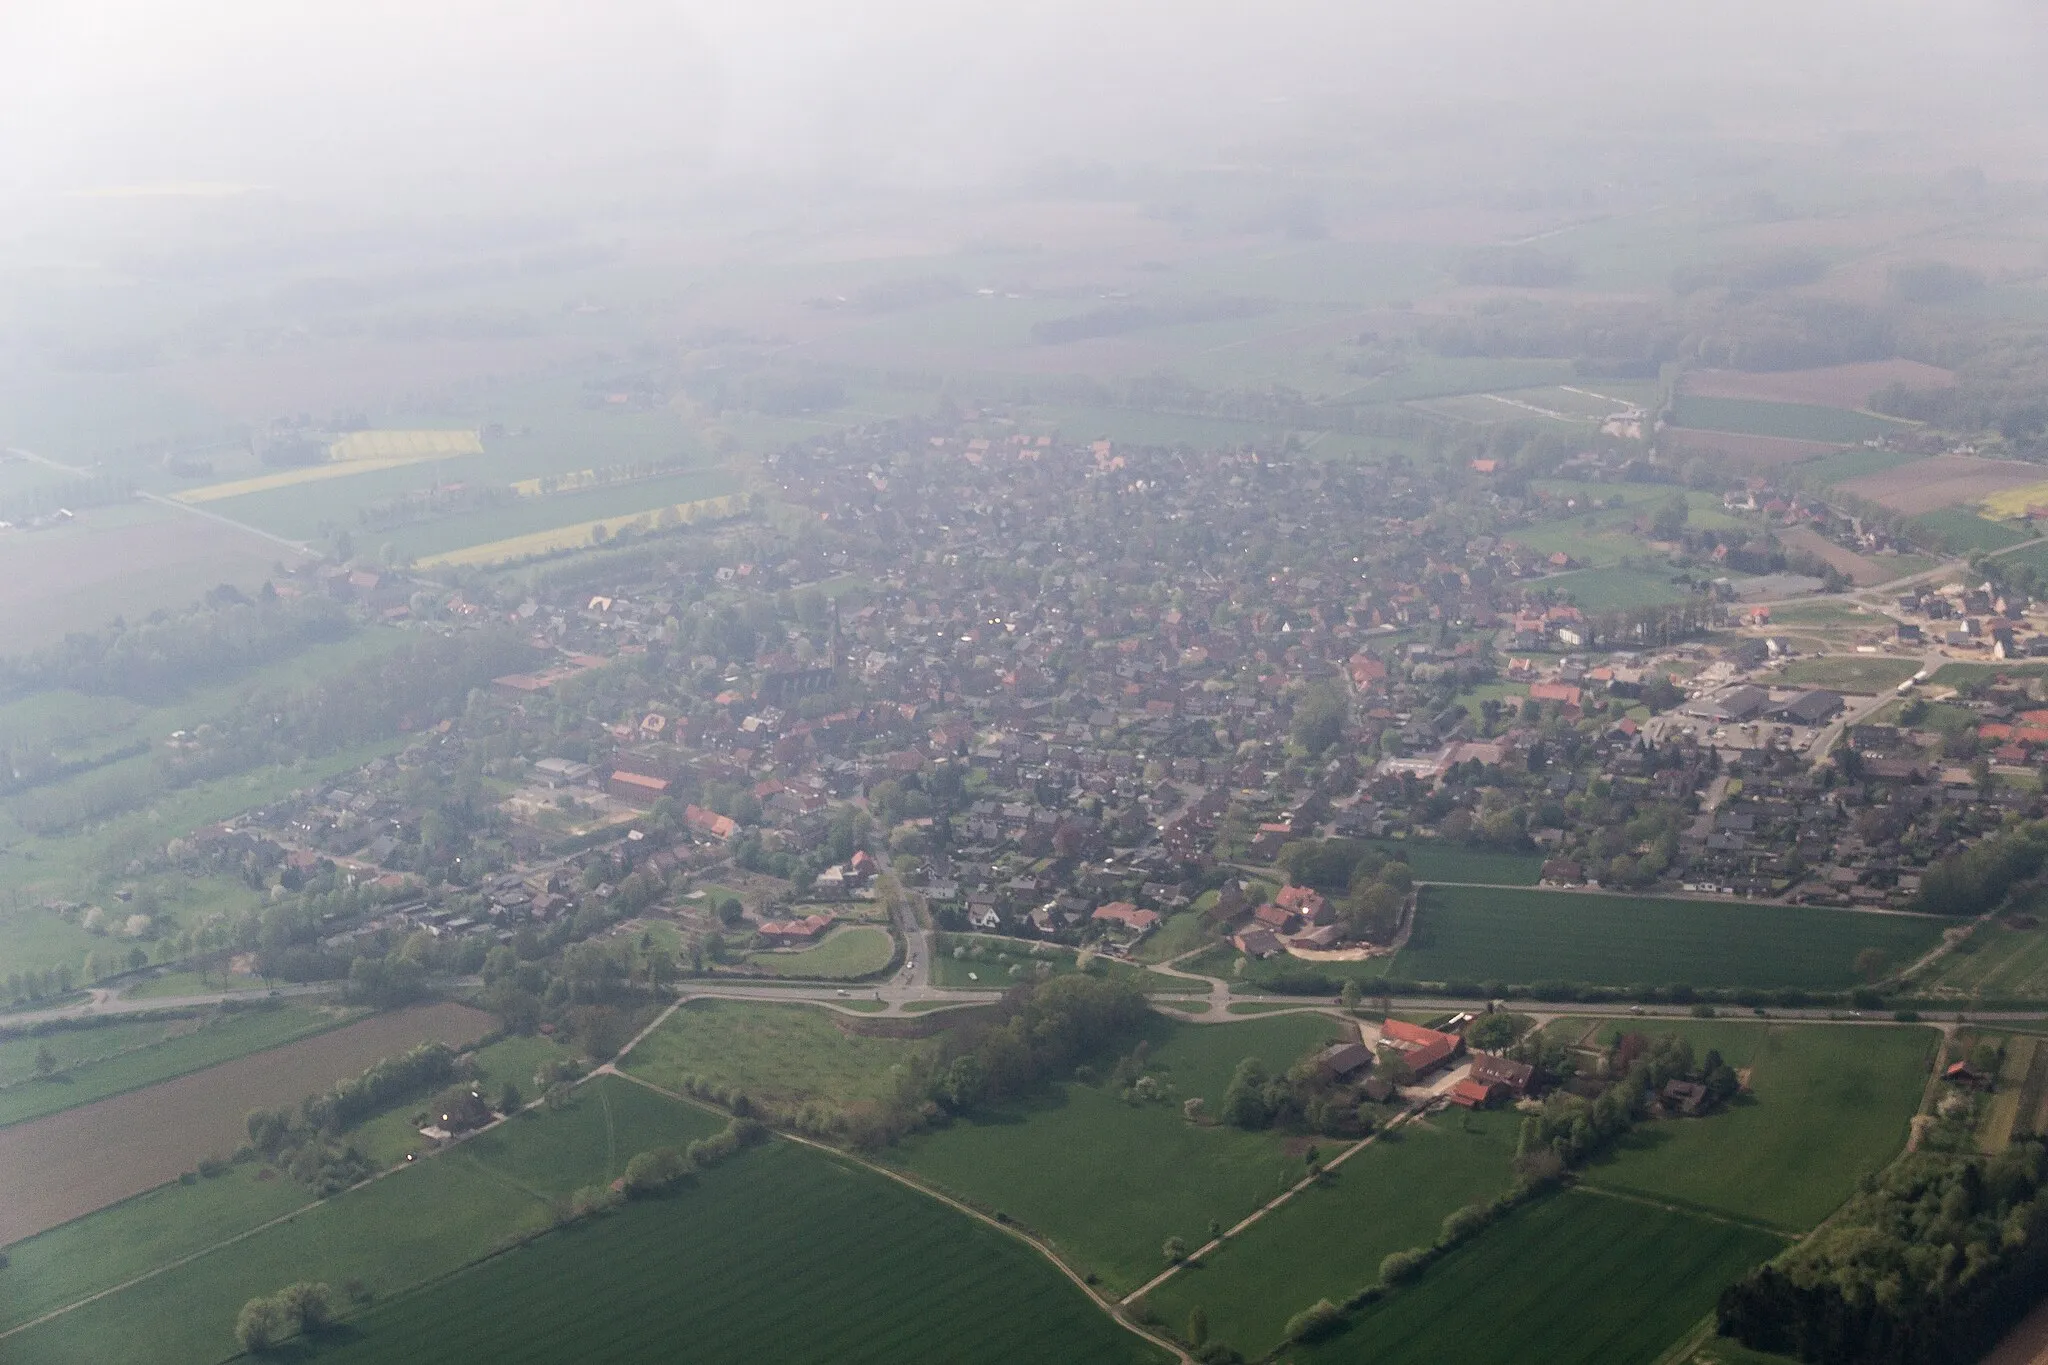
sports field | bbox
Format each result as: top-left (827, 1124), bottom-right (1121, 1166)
top-left (1288, 1190), bottom-right (1784, 1365)
top-left (1391, 886), bottom-right (1946, 990)
top-left (1569, 1020), bottom-right (1935, 1230)
top-left (891, 1014), bottom-right (1346, 1295)
top-left (621, 998), bottom-right (941, 1110)
top-left (740, 924), bottom-right (895, 978)
top-left (1145, 1108), bottom-right (1521, 1358)
top-left (289, 1138), bottom-right (1170, 1365)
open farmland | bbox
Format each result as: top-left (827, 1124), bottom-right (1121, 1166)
top-left (412, 488), bottom-right (743, 567)
top-left (1914, 505), bottom-right (2034, 552)
top-left (1145, 1108), bottom-right (1521, 1359)
top-left (1669, 396), bottom-right (1903, 444)
top-left (1661, 427), bottom-right (1842, 465)
top-left (1573, 1020), bottom-right (1935, 1230)
top-left (0, 1001), bottom-right (490, 1243)
top-left (0, 1002), bottom-right (356, 1129)
top-left (1680, 360), bottom-right (1956, 409)
top-left (1391, 886), bottom-right (1946, 990)
top-left (1776, 525), bottom-right (1896, 585)
top-left (1286, 1190), bottom-right (1785, 1365)
top-left (0, 1075), bottom-right (724, 1363)
top-left (891, 1013), bottom-right (1346, 1295)
top-left (0, 501), bottom-right (297, 647)
top-left (1838, 454), bottom-right (2048, 516)
top-left (280, 1138), bottom-right (1170, 1365)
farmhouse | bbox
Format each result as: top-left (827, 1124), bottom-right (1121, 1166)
top-left (1315, 1041), bottom-right (1375, 1082)
top-left (1469, 1051), bottom-right (1535, 1097)
top-left (1379, 1018), bottom-right (1463, 1078)
top-left (1232, 927), bottom-right (1285, 958)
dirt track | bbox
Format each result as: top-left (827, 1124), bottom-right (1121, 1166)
top-left (0, 1002), bottom-right (491, 1245)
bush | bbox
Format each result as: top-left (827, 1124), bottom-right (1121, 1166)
top-left (1284, 1298), bottom-right (1344, 1342)
top-left (1379, 1247), bottom-right (1432, 1286)
top-left (235, 1296), bottom-right (290, 1353)
top-left (1439, 1201), bottom-right (1498, 1246)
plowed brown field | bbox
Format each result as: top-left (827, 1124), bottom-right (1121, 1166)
top-left (1838, 454), bottom-right (2046, 515)
top-left (0, 1001), bottom-right (491, 1244)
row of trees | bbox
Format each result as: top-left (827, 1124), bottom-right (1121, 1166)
top-left (244, 1043), bottom-right (461, 1192)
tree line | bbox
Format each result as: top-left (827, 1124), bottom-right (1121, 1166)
top-left (1718, 1143), bottom-right (2048, 1364)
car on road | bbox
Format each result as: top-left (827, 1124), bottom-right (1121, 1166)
top-left (836, 989), bottom-right (849, 997)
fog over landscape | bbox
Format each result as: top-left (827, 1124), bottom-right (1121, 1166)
top-left (11, 6), bottom-right (2048, 1365)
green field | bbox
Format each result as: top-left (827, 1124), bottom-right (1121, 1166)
top-left (1146, 1108), bottom-right (1521, 1358)
top-left (622, 999), bottom-right (941, 1110)
top-left (1286, 1190), bottom-right (1785, 1365)
top-left (1913, 506), bottom-right (2031, 553)
top-left (290, 1139), bottom-right (1169, 1365)
top-left (0, 1003), bottom-right (357, 1128)
top-left (1928, 660), bottom-right (2048, 688)
top-left (0, 1075), bottom-right (722, 1363)
top-left (890, 1014), bottom-right (1346, 1294)
top-left (1915, 921), bottom-right (2048, 1000)
top-left (1801, 447), bottom-right (1926, 485)
top-left (1669, 396), bottom-right (1902, 444)
top-left (1572, 1021), bottom-right (1935, 1230)
top-left (929, 932), bottom-right (1208, 993)
top-left (1541, 565), bottom-right (1694, 612)
top-left (1367, 841), bottom-right (1546, 886)
top-left (1391, 886), bottom-right (1946, 990)
top-left (739, 924), bottom-right (895, 979)
top-left (1773, 654), bottom-right (1921, 692)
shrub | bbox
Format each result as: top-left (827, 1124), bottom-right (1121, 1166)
top-left (235, 1296), bottom-right (290, 1353)
top-left (1379, 1247), bottom-right (1431, 1286)
top-left (1284, 1298), bottom-right (1344, 1342)
top-left (1439, 1201), bottom-right (1498, 1246)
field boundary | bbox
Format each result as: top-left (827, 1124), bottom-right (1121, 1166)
top-left (608, 1067), bottom-right (1193, 1363)
top-left (0, 1005), bottom-right (361, 1133)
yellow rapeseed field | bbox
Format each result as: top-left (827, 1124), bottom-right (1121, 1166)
top-left (415, 494), bottom-right (745, 568)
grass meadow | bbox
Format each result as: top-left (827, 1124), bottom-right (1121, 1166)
top-left (621, 999), bottom-right (942, 1110)
top-left (890, 1013), bottom-right (1346, 1295)
top-left (1773, 654), bottom-right (1922, 692)
top-left (928, 932), bottom-right (1208, 993)
top-left (1915, 921), bottom-right (2048, 1001)
top-left (1914, 506), bottom-right (2032, 553)
top-left (739, 924), bottom-right (895, 979)
top-left (0, 1003), bottom-right (357, 1128)
top-left (1285, 1190), bottom-right (1785, 1365)
top-left (1391, 886), bottom-right (1946, 990)
top-left (1145, 1108), bottom-right (1522, 1358)
top-left (1669, 396), bottom-right (1902, 443)
top-left (299, 1139), bottom-right (1170, 1365)
top-left (1541, 565), bottom-right (1695, 612)
top-left (1570, 1020), bottom-right (1935, 1231)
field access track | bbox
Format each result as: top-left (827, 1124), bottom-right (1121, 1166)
top-left (0, 1002), bottom-right (490, 1244)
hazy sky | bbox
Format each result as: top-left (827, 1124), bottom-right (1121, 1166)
top-left (0, 0), bottom-right (2043, 199)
